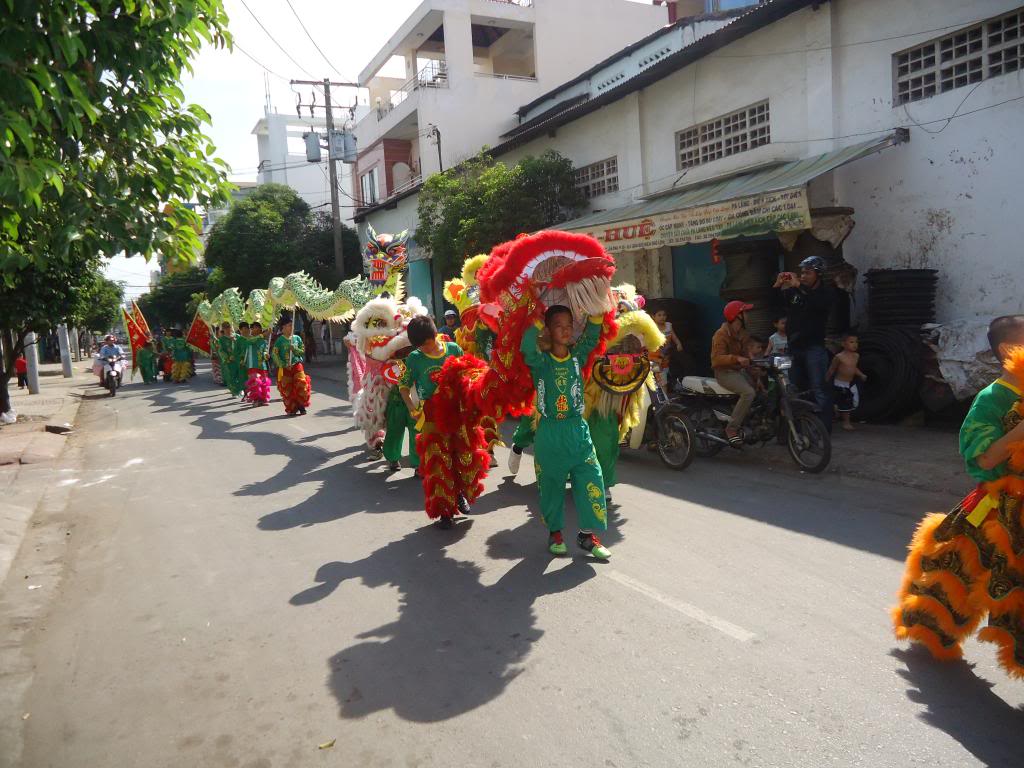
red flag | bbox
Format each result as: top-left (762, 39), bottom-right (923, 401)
top-left (185, 311), bottom-right (211, 356)
top-left (131, 300), bottom-right (151, 337)
top-left (122, 308), bottom-right (148, 378)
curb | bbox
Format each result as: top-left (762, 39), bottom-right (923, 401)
top-left (44, 382), bottom-right (87, 435)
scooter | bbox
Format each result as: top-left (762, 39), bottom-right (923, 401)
top-left (102, 354), bottom-right (125, 397)
top-left (676, 355), bottom-right (831, 473)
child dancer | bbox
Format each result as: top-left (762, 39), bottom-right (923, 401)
top-left (521, 305), bottom-right (610, 560)
top-left (243, 321), bottom-right (271, 406)
top-left (399, 315), bottom-right (468, 528)
top-left (271, 317), bottom-right (311, 415)
top-left (234, 322), bottom-right (251, 401)
top-left (217, 323), bottom-right (241, 397)
top-left (168, 329), bottom-right (191, 383)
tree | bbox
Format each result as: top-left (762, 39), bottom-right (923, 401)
top-left (416, 150), bottom-right (586, 279)
top-left (0, 1), bottom-right (233, 277)
top-left (136, 266), bottom-right (210, 330)
top-left (72, 274), bottom-right (125, 333)
top-left (204, 184), bottom-right (361, 294)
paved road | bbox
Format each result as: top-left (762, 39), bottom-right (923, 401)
top-left (2, 364), bottom-right (1022, 768)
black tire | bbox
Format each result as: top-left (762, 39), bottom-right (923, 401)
top-left (107, 374), bottom-right (116, 397)
top-left (690, 406), bottom-right (725, 458)
top-left (786, 410), bottom-right (830, 473)
top-left (655, 409), bottom-right (695, 471)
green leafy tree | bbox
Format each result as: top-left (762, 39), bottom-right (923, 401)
top-left (71, 273), bottom-right (125, 333)
top-left (0, 0), bottom-right (233, 276)
top-left (204, 184), bottom-right (361, 294)
top-left (416, 150), bottom-right (586, 279)
top-left (136, 266), bottom-right (210, 330)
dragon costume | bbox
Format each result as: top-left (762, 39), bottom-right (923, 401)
top-left (415, 230), bottom-right (618, 522)
top-left (584, 293), bottom-right (665, 490)
top-left (892, 346), bottom-right (1024, 678)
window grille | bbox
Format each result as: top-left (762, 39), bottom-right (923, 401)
top-left (676, 101), bottom-right (770, 171)
top-left (574, 157), bottom-right (619, 200)
top-left (894, 7), bottom-right (1023, 105)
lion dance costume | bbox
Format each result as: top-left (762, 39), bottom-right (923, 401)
top-left (417, 230), bottom-right (618, 522)
top-left (272, 330), bottom-right (311, 415)
top-left (892, 346), bottom-right (1024, 678)
top-left (584, 289), bottom-right (665, 490)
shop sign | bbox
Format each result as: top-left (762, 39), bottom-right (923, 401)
top-left (574, 187), bottom-right (811, 254)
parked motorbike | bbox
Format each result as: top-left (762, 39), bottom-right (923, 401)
top-left (676, 355), bottom-right (831, 473)
top-left (102, 354), bottom-right (125, 397)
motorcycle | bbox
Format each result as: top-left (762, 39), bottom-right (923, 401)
top-left (590, 351), bottom-right (695, 471)
top-left (676, 355), bottom-right (831, 473)
top-left (102, 354), bottom-right (125, 397)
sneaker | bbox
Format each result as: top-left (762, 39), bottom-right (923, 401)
top-left (388, 460), bottom-right (401, 471)
top-left (577, 531), bottom-right (611, 560)
top-left (437, 515), bottom-right (454, 530)
top-left (369, 448), bottom-right (383, 461)
top-left (457, 495), bottom-right (471, 516)
top-left (298, 407), bottom-right (307, 415)
top-left (508, 447), bottom-right (522, 476)
top-left (548, 531), bottom-right (568, 556)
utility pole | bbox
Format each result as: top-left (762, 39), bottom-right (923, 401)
top-left (430, 124), bottom-right (443, 172)
top-left (291, 78), bottom-right (359, 278)
top-left (57, 323), bottom-right (73, 378)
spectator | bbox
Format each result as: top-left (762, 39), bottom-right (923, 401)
top-left (711, 300), bottom-right (753, 446)
top-left (745, 335), bottom-right (768, 394)
top-left (304, 324), bottom-right (317, 363)
top-left (437, 310), bottom-right (459, 339)
top-left (766, 315), bottom-right (789, 356)
top-left (827, 332), bottom-right (867, 431)
top-left (14, 353), bottom-right (28, 389)
top-left (774, 256), bottom-right (836, 431)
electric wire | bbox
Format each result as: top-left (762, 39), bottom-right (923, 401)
top-left (283, 0), bottom-right (351, 81)
top-left (238, 0), bottom-right (319, 81)
top-left (233, 42), bottom-right (291, 82)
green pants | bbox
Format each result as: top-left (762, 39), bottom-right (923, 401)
top-left (534, 416), bottom-right (607, 533)
top-left (512, 413), bottom-right (536, 449)
top-left (382, 390), bottom-right (419, 467)
top-left (587, 410), bottom-right (620, 488)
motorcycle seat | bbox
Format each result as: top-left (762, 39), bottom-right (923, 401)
top-left (680, 376), bottom-right (734, 397)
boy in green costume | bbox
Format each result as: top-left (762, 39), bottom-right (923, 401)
top-left (136, 340), bottom-right (158, 384)
top-left (234, 322), bottom-right (251, 401)
top-left (520, 305), bottom-right (610, 559)
top-left (382, 386), bottom-right (419, 472)
top-left (217, 322), bottom-right (241, 396)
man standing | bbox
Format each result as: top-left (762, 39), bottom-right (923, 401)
top-left (711, 301), bottom-right (753, 446)
top-left (775, 256), bottom-right (835, 431)
top-left (437, 310), bottom-right (459, 340)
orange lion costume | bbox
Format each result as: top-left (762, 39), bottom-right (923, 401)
top-left (892, 346), bottom-right (1024, 678)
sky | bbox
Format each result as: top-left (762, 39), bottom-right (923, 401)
top-left (106, 0), bottom-right (423, 298)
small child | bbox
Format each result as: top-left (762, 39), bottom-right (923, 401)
top-left (745, 336), bottom-right (768, 394)
top-left (650, 308), bottom-right (682, 389)
top-left (521, 305), bottom-right (610, 560)
top-left (399, 315), bottom-right (467, 528)
top-left (827, 332), bottom-right (867, 431)
top-left (14, 353), bottom-right (27, 388)
top-left (766, 316), bottom-right (789, 356)
top-left (243, 321), bottom-right (272, 406)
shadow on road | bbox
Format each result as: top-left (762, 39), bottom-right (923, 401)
top-left (291, 518), bottom-right (600, 722)
top-left (891, 647), bottom-right (1024, 766)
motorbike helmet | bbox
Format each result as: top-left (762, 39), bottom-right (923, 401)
top-left (723, 300), bottom-right (753, 323)
top-left (798, 255), bottom-right (826, 273)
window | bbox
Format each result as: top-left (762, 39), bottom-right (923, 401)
top-left (574, 157), bottom-right (619, 200)
top-left (894, 7), bottom-right (1023, 105)
top-left (360, 168), bottom-right (379, 205)
top-left (676, 101), bottom-right (770, 171)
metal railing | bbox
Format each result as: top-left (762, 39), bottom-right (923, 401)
top-left (486, 0), bottom-right (533, 7)
top-left (473, 71), bottom-right (537, 81)
top-left (389, 173), bottom-right (423, 197)
top-left (376, 61), bottom-right (448, 121)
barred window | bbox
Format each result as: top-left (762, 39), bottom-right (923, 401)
top-left (676, 101), bottom-right (770, 171)
top-left (894, 7), bottom-right (1023, 105)
top-left (574, 157), bottom-right (619, 200)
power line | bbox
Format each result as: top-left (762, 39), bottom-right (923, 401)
top-left (233, 42), bottom-right (290, 82)
top-left (238, 0), bottom-right (318, 80)
top-left (284, 0), bottom-right (350, 81)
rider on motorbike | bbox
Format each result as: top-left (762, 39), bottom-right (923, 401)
top-left (97, 334), bottom-right (124, 384)
top-left (710, 301), bottom-right (754, 446)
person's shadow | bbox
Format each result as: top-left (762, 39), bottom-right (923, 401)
top-left (292, 517), bottom-right (600, 722)
top-left (892, 647), bottom-right (1024, 766)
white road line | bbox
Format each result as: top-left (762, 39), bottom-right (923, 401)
top-left (605, 570), bottom-right (756, 643)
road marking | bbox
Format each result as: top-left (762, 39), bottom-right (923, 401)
top-left (123, 458), bottom-right (144, 468)
top-left (605, 570), bottom-right (755, 643)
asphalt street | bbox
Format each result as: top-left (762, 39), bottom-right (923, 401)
top-left (1, 363), bottom-right (1022, 768)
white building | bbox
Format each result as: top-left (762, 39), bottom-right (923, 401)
top-left (252, 110), bottom-right (360, 226)
top-left (485, 0), bottom-right (1022, 364)
top-left (352, 0), bottom-right (681, 307)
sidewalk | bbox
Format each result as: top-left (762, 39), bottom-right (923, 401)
top-left (307, 358), bottom-right (968, 497)
top-left (1, 362), bottom-right (95, 465)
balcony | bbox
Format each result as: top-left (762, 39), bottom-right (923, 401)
top-left (376, 61), bottom-right (448, 120)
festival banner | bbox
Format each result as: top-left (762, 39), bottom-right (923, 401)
top-left (121, 307), bottom-right (148, 378)
top-left (185, 310), bottom-right (212, 356)
top-left (570, 187), bottom-right (812, 255)
top-left (131, 300), bottom-right (151, 337)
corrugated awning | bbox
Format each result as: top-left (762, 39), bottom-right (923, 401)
top-left (561, 132), bottom-right (904, 253)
